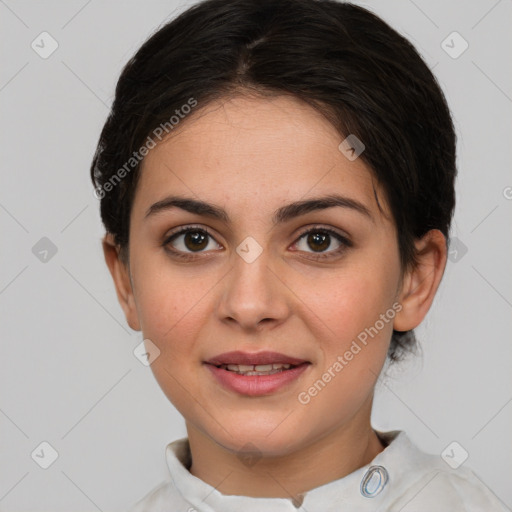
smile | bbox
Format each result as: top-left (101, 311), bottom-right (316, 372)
top-left (216, 363), bottom-right (295, 376)
top-left (204, 352), bottom-right (311, 396)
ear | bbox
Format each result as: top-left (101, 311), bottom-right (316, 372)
top-left (102, 233), bottom-right (141, 331)
top-left (393, 229), bottom-right (447, 332)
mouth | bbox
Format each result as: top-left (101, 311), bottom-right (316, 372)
top-left (204, 351), bottom-right (311, 396)
top-left (204, 350), bottom-right (309, 367)
top-left (213, 362), bottom-right (301, 376)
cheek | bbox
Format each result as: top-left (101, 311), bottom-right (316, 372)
top-left (291, 259), bottom-right (399, 411)
top-left (129, 257), bottom-right (216, 409)
top-left (130, 254), bottom-right (213, 356)
top-left (298, 263), bottom-right (398, 345)
top-left (294, 272), bottom-right (395, 427)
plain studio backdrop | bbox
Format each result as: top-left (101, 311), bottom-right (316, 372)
top-left (1, 0), bottom-right (511, 510)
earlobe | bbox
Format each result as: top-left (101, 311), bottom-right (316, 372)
top-left (393, 229), bottom-right (447, 332)
top-left (102, 234), bottom-right (141, 331)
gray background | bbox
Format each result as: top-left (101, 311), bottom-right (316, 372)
top-left (1, 0), bottom-right (511, 510)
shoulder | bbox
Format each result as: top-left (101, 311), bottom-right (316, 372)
top-left (127, 479), bottom-right (191, 512)
top-left (391, 466), bottom-right (508, 511)
top-left (127, 437), bottom-right (194, 512)
top-left (379, 432), bottom-right (508, 511)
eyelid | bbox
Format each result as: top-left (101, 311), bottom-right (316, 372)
top-left (162, 224), bottom-right (223, 257)
top-left (289, 226), bottom-right (352, 261)
top-left (293, 224), bottom-right (353, 246)
top-left (164, 224), bottom-right (218, 242)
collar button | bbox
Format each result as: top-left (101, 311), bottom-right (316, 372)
top-left (360, 465), bottom-right (389, 498)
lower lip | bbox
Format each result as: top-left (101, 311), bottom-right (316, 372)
top-left (205, 363), bottom-right (310, 396)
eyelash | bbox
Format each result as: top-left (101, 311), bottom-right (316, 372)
top-left (162, 224), bottom-right (352, 261)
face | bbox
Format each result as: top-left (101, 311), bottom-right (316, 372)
top-left (120, 95), bottom-right (405, 456)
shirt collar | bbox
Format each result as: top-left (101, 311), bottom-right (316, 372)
top-left (165, 430), bottom-right (428, 512)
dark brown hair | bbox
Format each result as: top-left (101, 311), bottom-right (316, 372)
top-left (90, 0), bottom-right (457, 361)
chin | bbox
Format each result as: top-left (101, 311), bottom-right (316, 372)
top-left (210, 419), bottom-right (304, 457)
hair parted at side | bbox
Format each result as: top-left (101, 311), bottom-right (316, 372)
top-left (90, 0), bottom-right (457, 362)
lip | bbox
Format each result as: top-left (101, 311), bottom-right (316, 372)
top-left (204, 351), bottom-right (308, 366)
top-left (204, 351), bottom-right (311, 397)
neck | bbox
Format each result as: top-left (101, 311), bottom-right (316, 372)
top-left (186, 407), bottom-right (385, 499)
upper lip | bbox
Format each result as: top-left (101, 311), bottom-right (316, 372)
top-left (205, 351), bottom-right (309, 366)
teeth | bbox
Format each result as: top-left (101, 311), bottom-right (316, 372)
top-left (255, 364), bottom-right (273, 371)
top-left (220, 363), bottom-right (294, 375)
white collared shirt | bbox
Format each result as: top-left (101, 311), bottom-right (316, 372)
top-left (128, 430), bottom-right (507, 511)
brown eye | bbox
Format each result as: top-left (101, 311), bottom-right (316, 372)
top-left (183, 230), bottom-right (208, 251)
top-left (165, 227), bottom-right (222, 255)
top-left (306, 232), bottom-right (330, 252)
top-left (293, 227), bottom-right (352, 258)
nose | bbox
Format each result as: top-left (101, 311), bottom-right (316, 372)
top-left (216, 247), bottom-right (291, 331)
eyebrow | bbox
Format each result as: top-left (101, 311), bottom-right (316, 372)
top-left (145, 194), bottom-right (374, 224)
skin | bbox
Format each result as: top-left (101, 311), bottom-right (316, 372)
top-left (103, 94), bottom-right (447, 500)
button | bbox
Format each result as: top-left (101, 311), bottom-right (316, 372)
top-left (360, 465), bottom-right (388, 498)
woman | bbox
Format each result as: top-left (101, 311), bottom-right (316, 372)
top-left (91, 0), bottom-right (506, 509)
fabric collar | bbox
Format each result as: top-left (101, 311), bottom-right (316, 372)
top-left (164, 430), bottom-right (436, 512)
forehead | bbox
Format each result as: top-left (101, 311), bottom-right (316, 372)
top-left (135, 94), bottom-right (389, 222)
